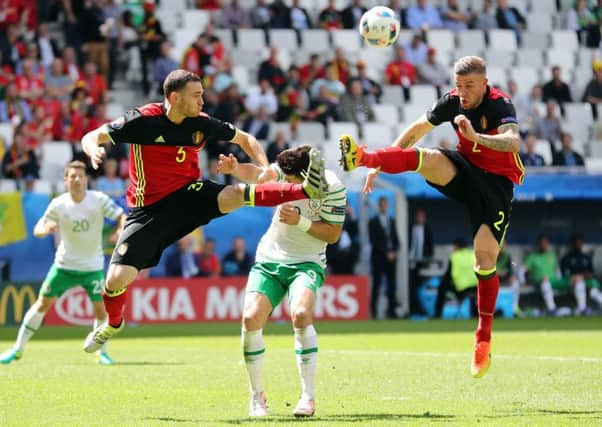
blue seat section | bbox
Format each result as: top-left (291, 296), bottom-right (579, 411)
top-left (0, 192), bottom-right (54, 281)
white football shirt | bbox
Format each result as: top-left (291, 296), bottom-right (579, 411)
top-left (42, 191), bottom-right (124, 271)
top-left (255, 169), bottom-right (347, 269)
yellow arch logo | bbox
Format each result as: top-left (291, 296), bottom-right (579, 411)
top-left (0, 285), bottom-right (37, 326)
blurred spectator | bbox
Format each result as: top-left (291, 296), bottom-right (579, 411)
top-left (417, 47), bottom-right (450, 97)
top-left (566, 0), bottom-right (599, 47)
top-left (356, 60), bottom-right (382, 104)
top-left (35, 23), bottom-right (58, 70)
top-left (299, 53), bottom-right (326, 88)
top-left (440, 0), bottom-right (471, 32)
top-left (214, 83), bottom-right (244, 125)
top-left (509, 81), bottom-right (540, 134)
top-left (408, 208), bottom-right (433, 317)
top-left (496, 243), bottom-right (522, 316)
top-left (318, 0), bottom-right (342, 30)
top-left (95, 158), bottom-right (125, 198)
top-left (81, 0), bottom-right (110, 79)
top-left (207, 158), bottom-right (226, 185)
top-left (341, 0), bottom-right (367, 30)
top-left (62, 46), bottom-right (83, 82)
top-left (0, 82), bottom-right (32, 124)
top-left (250, 0), bottom-right (271, 29)
top-left (542, 66), bottom-right (572, 107)
top-left (81, 62), bottom-right (109, 106)
top-left (385, 46), bottom-right (416, 101)
top-left (153, 41), bottom-right (178, 96)
top-left (1, 24), bottom-right (26, 70)
top-left (52, 99), bottom-right (84, 143)
top-left (196, 0), bottom-right (221, 10)
top-left (71, 85), bottom-right (92, 117)
top-left (45, 58), bottom-right (75, 101)
top-left (496, 0), bottom-right (526, 44)
top-left (117, 9), bottom-right (140, 79)
top-left (15, 41), bottom-right (44, 77)
top-left (289, 0), bottom-right (312, 31)
top-left (552, 132), bottom-right (584, 167)
top-left (277, 65), bottom-right (308, 121)
top-left (534, 101), bottom-right (562, 143)
top-left (434, 239), bottom-right (477, 318)
top-left (369, 197), bottom-right (400, 319)
top-left (0, 51), bottom-right (14, 98)
top-left (304, 84), bottom-right (340, 126)
top-left (520, 132), bottom-right (546, 167)
top-left (266, 129), bottom-right (289, 163)
top-left (582, 63), bottom-right (602, 119)
top-left (310, 65), bottom-right (346, 101)
top-left (0, 0), bottom-right (22, 32)
top-left (242, 105), bottom-right (270, 140)
top-left (406, 0), bottom-right (442, 31)
top-left (473, 0), bottom-right (497, 30)
top-left (61, 0), bottom-right (86, 63)
top-left (201, 23), bottom-right (226, 67)
top-left (328, 47), bottom-right (351, 86)
top-left (523, 235), bottom-right (561, 315)
top-left (138, 1), bottom-right (166, 95)
top-left (84, 102), bottom-right (109, 134)
top-left (15, 58), bottom-right (45, 102)
top-left (182, 34), bottom-right (213, 77)
top-left (245, 79), bottom-right (278, 117)
top-left (218, 0), bottom-right (251, 29)
top-left (212, 55), bottom-right (235, 93)
top-left (338, 78), bottom-right (375, 129)
top-left (326, 204), bottom-right (359, 274)
top-left (2, 127), bottom-right (39, 180)
top-left (269, 0), bottom-right (290, 28)
top-left (560, 233), bottom-right (602, 314)
top-left (258, 46), bottom-right (287, 93)
top-left (102, 0), bottom-right (123, 89)
top-left (202, 88), bottom-right (220, 116)
top-left (404, 34), bottom-right (428, 67)
top-left (166, 237), bottom-right (200, 278)
top-left (23, 104), bottom-right (52, 151)
top-left (197, 238), bottom-right (221, 277)
top-left (222, 236), bottom-right (252, 276)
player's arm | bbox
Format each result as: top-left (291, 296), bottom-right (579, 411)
top-left (33, 217), bottom-right (57, 238)
top-left (229, 129), bottom-right (269, 168)
top-left (279, 204), bottom-right (343, 244)
top-left (455, 115), bottom-right (520, 152)
top-left (392, 113), bottom-right (435, 148)
top-left (218, 153), bottom-right (279, 184)
top-left (81, 124), bottom-right (112, 170)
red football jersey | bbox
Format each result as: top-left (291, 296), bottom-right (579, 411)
top-left (427, 86), bottom-right (525, 184)
top-left (107, 103), bottom-right (236, 207)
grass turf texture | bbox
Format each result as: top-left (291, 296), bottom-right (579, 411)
top-left (0, 318), bottom-right (600, 426)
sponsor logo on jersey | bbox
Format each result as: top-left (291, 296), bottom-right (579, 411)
top-left (109, 117), bottom-right (125, 130)
top-left (117, 242), bottom-right (128, 256)
top-left (154, 135), bottom-right (166, 143)
top-left (309, 199), bottom-right (322, 216)
top-left (192, 131), bottom-right (205, 145)
top-left (480, 115), bottom-right (487, 130)
top-left (500, 116), bottom-right (517, 124)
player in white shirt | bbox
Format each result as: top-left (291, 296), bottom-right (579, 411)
top-left (0, 161), bottom-right (125, 365)
top-left (220, 145), bottom-right (346, 418)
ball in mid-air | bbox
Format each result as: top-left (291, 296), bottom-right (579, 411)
top-left (359, 6), bottom-right (401, 48)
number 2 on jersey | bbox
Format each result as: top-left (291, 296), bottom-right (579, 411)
top-left (472, 140), bottom-right (481, 153)
top-left (176, 147), bottom-right (186, 163)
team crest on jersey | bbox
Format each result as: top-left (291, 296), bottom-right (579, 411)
top-left (109, 117), bottom-right (125, 130)
top-left (117, 243), bottom-right (128, 256)
top-left (192, 131), bottom-right (205, 145)
top-left (480, 115), bottom-right (487, 130)
top-left (308, 199), bottom-right (322, 216)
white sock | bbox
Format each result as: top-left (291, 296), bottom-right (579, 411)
top-left (94, 318), bottom-right (109, 354)
top-left (574, 280), bottom-right (587, 312)
top-left (242, 329), bottom-right (265, 395)
top-left (510, 278), bottom-right (520, 312)
top-left (541, 279), bottom-right (556, 311)
top-left (589, 287), bottom-right (602, 307)
top-left (15, 306), bottom-right (45, 352)
top-left (294, 325), bottom-right (318, 401)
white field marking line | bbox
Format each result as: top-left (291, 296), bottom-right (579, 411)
top-left (326, 350), bottom-right (602, 363)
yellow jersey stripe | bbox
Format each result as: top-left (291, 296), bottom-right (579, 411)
top-left (133, 145), bottom-right (146, 207)
top-left (512, 152), bottom-right (526, 184)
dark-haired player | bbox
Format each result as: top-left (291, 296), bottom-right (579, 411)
top-left (81, 70), bottom-right (328, 352)
top-left (220, 145), bottom-right (346, 418)
top-left (340, 56), bottom-right (523, 378)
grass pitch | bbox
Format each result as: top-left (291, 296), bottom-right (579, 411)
top-left (0, 318), bottom-right (601, 426)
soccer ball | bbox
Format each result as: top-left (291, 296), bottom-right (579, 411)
top-left (359, 6), bottom-right (400, 48)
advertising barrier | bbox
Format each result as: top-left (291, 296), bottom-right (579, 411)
top-left (1, 276), bottom-right (370, 326)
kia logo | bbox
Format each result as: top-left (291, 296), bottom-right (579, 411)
top-left (54, 287), bottom-right (95, 325)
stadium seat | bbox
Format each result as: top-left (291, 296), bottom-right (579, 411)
top-left (516, 49), bottom-right (544, 68)
top-left (155, 9), bottom-right (180, 36)
top-left (577, 48), bottom-right (597, 67)
top-left (402, 103), bottom-right (427, 123)
top-left (590, 141), bottom-right (602, 157)
top-left (106, 103), bottom-right (125, 119)
top-left (232, 65), bottom-right (250, 94)
top-left (361, 122), bottom-right (394, 147)
top-left (551, 30), bottom-right (579, 51)
top-left (0, 179), bottom-right (17, 192)
top-left (231, 48), bottom-right (261, 72)
top-left (268, 29), bottom-right (298, 50)
top-left (409, 85), bottom-right (438, 109)
top-left (32, 180), bottom-right (52, 194)
top-left (526, 13), bottom-right (553, 33)
top-left (535, 139), bottom-right (553, 165)
top-left (158, 0), bottom-right (187, 11)
top-left (381, 85), bottom-right (405, 108)
top-left (372, 104), bottom-right (400, 125)
top-left (484, 50), bottom-right (515, 68)
top-left (268, 122), bottom-right (293, 140)
top-left (358, 48), bottom-right (391, 75)
top-left (331, 29), bottom-right (362, 51)
top-left (40, 142), bottom-right (72, 182)
top-left (214, 29), bottom-right (234, 50)
top-left (0, 123), bottom-right (14, 148)
top-left (300, 29), bottom-right (330, 52)
top-left (508, 0), bottom-right (528, 16)
top-left (237, 29), bottom-right (267, 51)
top-left (426, 30), bottom-right (455, 55)
top-left (296, 122), bottom-right (325, 141)
top-left (486, 66), bottom-right (508, 87)
top-left (545, 49), bottom-right (576, 70)
top-left (488, 30), bottom-right (517, 51)
top-left (521, 32), bottom-right (549, 50)
top-left (457, 30), bottom-right (486, 52)
top-left (509, 67), bottom-right (540, 94)
top-left (564, 102), bottom-right (593, 125)
top-left (529, 0), bottom-right (557, 13)
top-left (172, 28), bottom-right (198, 63)
top-left (585, 157), bottom-right (602, 172)
top-left (396, 30), bottom-right (414, 46)
top-left (329, 122), bottom-right (358, 141)
top-left (181, 10), bottom-right (210, 34)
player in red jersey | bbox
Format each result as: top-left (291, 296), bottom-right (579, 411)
top-left (340, 56), bottom-right (523, 378)
top-left (80, 69), bottom-right (328, 352)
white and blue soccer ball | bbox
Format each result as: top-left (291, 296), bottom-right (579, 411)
top-left (359, 6), bottom-right (401, 48)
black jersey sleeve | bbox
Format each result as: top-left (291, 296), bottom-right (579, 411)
top-left (490, 97), bottom-right (518, 128)
top-left (192, 115), bottom-right (237, 143)
top-left (426, 92), bottom-right (457, 126)
top-left (106, 109), bottom-right (145, 144)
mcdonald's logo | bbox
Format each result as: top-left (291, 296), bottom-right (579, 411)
top-left (0, 285), bottom-right (37, 326)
